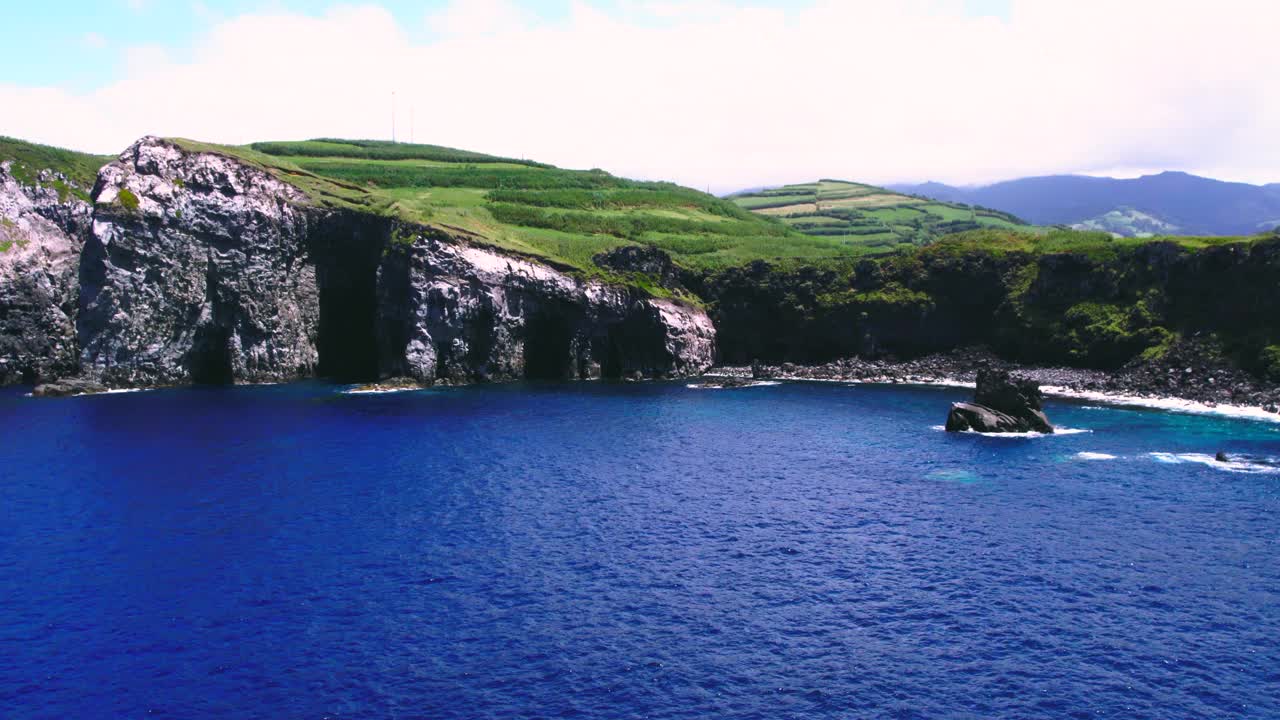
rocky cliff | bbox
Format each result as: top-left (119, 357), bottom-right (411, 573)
top-left (7, 134), bottom-right (1279, 397)
top-left (698, 234), bottom-right (1280, 381)
top-left (73, 137), bottom-right (714, 389)
top-left (0, 162), bottom-right (92, 384)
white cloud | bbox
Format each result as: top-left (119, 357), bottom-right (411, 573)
top-left (4, 0), bottom-right (1279, 191)
top-left (81, 32), bottom-right (107, 50)
top-left (425, 0), bottom-right (535, 37)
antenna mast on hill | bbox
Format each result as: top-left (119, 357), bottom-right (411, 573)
top-left (392, 91), bottom-right (397, 143)
top-left (410, 105), bottom-right (415, 144)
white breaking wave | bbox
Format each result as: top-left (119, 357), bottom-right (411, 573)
top-left (24, 387), bottom-right (149, 399)
top-left (932, 425), bottom-right (1091, 438)
top-left (1077, 452), bottom-right (1118, 460)
top-left (701, 373), bottom-right (1280, 426)
top-left (686, 380), bottom-right (782, 390)
top-left (843, 376), bottom-right (975, 389)
top-left (1043, 386), bottom-right (1280, 424)
top-left (1149, 452), bottom-right (1280, 474)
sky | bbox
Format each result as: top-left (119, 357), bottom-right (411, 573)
top-left (2, 0), bottom-right (1277, 193)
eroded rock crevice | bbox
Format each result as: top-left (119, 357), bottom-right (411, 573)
top-left (312, 214), bottom-right (393, 383)
top-left (523, 308), bottom-right (576, 380)
top-left (188, 323), bottom-right (234, 385)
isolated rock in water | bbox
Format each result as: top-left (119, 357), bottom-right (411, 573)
top-left (946, 369), bottom-right (1054, 433)
top-left (973, 368), bottom-right (1054, 432)
top-left (946, 402), bottom-right (1027, 433)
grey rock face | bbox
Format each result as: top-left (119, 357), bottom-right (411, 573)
top-left (381, 235), bottom-right (715, 384)
top-left (77, 137), bottom-right (715, 389)
top-left (80, 138), bottom-right (319, 387)
top-left (0, 162), bottom-right (92, 384)
top-left (946, 368), bottom-right (1054, 433)
top-left (945, 402), bottom-right (1027, 433)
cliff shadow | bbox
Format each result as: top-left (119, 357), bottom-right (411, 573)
top-left (524, 309), bottom-right (575, 380)
top-left (187, 323), bottom-right (234, 385)
top-left (313, 215), bottom-right (393, 383)
top-left (600, 312), bottom-right (665, 379)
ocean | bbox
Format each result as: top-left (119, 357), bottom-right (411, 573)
top-left (2, 381), bottom-right (1277, 718)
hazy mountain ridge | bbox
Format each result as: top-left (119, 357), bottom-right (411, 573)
top-left (891, 172), bottom-right (1280, 237)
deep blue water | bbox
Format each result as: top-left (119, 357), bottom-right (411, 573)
top-left (1, 381), bottom-right (1278, 719)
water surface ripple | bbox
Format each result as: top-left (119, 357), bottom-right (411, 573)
top-left (1, 382), bottom-right (1277, 718)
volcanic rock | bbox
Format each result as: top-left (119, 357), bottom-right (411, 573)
top-left (946, 369), bottom-right (1054, 433)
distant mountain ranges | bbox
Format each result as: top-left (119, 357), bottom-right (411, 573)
top-left (888, 172), bottom-right (1280, 238)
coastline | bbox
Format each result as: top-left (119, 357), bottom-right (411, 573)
top-left (15, 348), bottom-right (1280, 425)
top-left (705, 347), bottom-right (1280, 423)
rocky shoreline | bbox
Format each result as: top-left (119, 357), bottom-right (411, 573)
top-left (705, 343), bottom-right (1280, 416)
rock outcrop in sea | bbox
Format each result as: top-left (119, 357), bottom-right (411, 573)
top-left (17, 137), bottom-right (714, 391)
top-left (946, 368), bottom-right (1055, 434)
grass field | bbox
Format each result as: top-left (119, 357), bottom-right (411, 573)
top-left (187, 139), bottom-right (887, 275)
top-left (3, 135), bottom-right (1267, 294)
top-left (0, 136), bottom-right (114, 200)
top-left (729, 179), bottom-right (1039, 249)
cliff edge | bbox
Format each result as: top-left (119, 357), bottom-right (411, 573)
top-left (73, 137), bottom-right (714, 389)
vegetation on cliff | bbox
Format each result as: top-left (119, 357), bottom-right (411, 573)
top-left (0, 136), bottom-right (113, 199)
top-left (699, 228), bottom-right (1279, 379)
top-left (172, 138), bottom-right (866, 278)
top-left (5, 133), bottom-right (1279, 386)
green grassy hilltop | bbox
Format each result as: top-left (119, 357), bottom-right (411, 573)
top-left (2, 134), bottom-right (1267, 275)
top-left (185, 138), bottom-right (873, 273)
top-left (729, 179), bottom-right (1033, 250)
top-left (4, 134), bottom-right (1279, 378)
top-left (0, 136), bottom-right (113, 200)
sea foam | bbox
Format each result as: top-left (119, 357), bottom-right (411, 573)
top-left (686, 380), bottom-right (782, 390)
top-left (1149, 452), bottom-right (1279, 474)
top-left (931, 425), bottom-right (1091, 438)
top-left (1043, 386), bottom-right (1280, 424)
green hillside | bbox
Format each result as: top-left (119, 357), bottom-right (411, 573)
top-left (8, 134), bottom-right (1262, 289)
top-left (0, 136), bottom-right (113, 199)
top-left (730, 179), bottom-right (1033, 251)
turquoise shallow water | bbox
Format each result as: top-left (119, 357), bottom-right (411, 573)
top-left (1, 381), bottom-right (1277, 718)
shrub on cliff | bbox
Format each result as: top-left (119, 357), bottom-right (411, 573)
top-left (116, 188), bottom-right (140, 213)
top-left (1261, 346), bottom-right (1280, 382)
top-left (1057, 302), bottom-right (1174, 368)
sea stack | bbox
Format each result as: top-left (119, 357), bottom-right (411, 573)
top-left (946, 369), bottom-right (1055, 434)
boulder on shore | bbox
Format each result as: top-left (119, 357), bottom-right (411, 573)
top-left (32, 377), bottom-right (108, 398)
top-left (946, 369), bottom-right (1054, 434)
